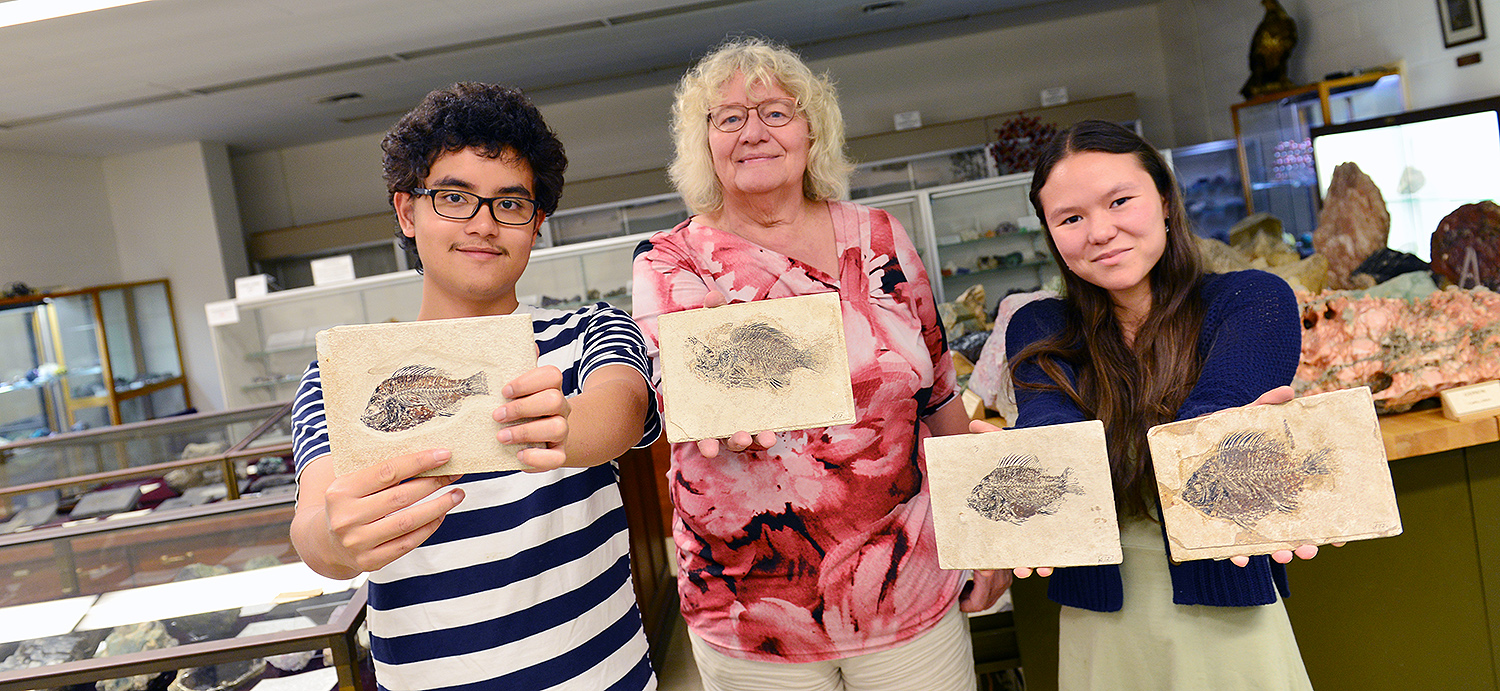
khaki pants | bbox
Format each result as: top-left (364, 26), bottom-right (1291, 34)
top-left (688, 604), bottom-right (978, 691)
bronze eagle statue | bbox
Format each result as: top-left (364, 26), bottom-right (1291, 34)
top-left (1241, 0), bottom-right (1298, 100)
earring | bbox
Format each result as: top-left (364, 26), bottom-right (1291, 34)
top-left (1164, 218), bottom-right (1171, 233)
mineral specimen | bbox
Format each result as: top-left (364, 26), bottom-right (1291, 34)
top-left (95, 622), bottom-right (179, 691)
top-left (1430, 201), bottom-right (1500, 291)
top-left (1313, 162), bottom-right (1389, 290)
top-left (1296, 286), bottom-right (1500, 412)
top-left (967, 290), bottom-right (1058, 422)
top-left (0, 631), bottom-right (107, 672)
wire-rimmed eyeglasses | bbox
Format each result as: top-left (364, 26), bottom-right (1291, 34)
top-left (707, 98), bottom-right (799, 133)
top-left (412, 188), bottom-right (538, 225)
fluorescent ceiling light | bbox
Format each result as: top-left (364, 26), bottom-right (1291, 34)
top-left (0, 0), bottom-right (155, 29)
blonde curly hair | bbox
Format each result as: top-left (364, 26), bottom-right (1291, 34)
top-left (669, 37), bottom-right (853, 215)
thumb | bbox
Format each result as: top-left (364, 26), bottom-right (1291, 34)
top-left (702, 289), bottom-right (729, 309)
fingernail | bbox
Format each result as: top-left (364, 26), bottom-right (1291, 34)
top-left (502, 385), bottom-right (514, 398)
top-left (450, 488), bottom-right (464, 505)
top-left (433, 449), bottom-right (451, 462)
top-left (498, 429), bottom-right (512, 443)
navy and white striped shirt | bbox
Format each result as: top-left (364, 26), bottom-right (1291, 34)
top-left (293, 303), bottom-right (662, 691)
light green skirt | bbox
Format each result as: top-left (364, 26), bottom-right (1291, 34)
top-left (1056, 517), bottom-right (1314, 690)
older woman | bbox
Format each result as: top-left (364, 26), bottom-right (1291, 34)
top-left (632, 38), bottom-right (1008, 691)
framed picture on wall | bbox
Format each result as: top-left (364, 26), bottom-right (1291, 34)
top-left (1438, 0), bottom-right (1487, 47)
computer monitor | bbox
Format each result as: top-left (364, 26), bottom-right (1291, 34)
top-left (1310, 96), bottom-right (1500, 262)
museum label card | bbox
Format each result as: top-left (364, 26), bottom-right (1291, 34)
top-left (1440, 380), bottom-right (1500, 422)
top-left (925, 420), bottom-right (1121, 570)
top-left (657, 292), bottom-right (855, 443)
top-left (1147, 386), bottom-right (1402, 561)
top-left (316, 314), bottom-right (537, 476)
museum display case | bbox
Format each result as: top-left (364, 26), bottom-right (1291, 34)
top-left (541, 192), bottom-right (688, 247)
top-left (848, 144), bottom-right (995, 200)
top-left (1231, 66), bottom-right (1408, 253)
top-left (0, 403), bottom-right (678, 684)
top-left (863, 172), bottom-right (1054, 309)
top-left (1166, 139), bottom-right (1247, 243)
top-left (211, 233), bottom-right (651, 407)
top-left (0, 496), bottom-right (369, 691)
top-left (0, 280), bottom-right (190, 440)
top-left (0, 401), bottom-right (293, 530)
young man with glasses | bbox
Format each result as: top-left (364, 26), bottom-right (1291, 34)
top-left (289, 82), bottom-right (661, 691)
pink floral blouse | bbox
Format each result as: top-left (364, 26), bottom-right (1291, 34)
top-left (632, 200), bottom-right (964, 662)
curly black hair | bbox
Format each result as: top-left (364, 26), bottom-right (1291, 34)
top-left (382, 83), bottom-right (567, 270)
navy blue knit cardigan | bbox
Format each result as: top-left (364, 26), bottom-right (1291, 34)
top-left (1005, 270), bottom-right (1303, 611)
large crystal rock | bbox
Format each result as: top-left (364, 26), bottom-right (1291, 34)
top-left (1296, 286), bottom-right (1500, 412)
top-left (1430, 201), bottom-right (1500, 291)
top-left (95, 622), bottom-right (179, 691)
top-left (1313, 162), bottom-right (1390, 290)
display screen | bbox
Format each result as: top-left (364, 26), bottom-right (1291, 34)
top-left (1312, 103), bottom-right (1500, 262)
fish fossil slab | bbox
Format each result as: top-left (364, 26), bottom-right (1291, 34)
top-left (686, 320), bottom-right (823, 390)
top-left (360, 365), bottom-right (489, 433)
top-left (968, 453), bottom-right (1084, 524)
top-left (1179, 422), bottom-right (1333, 530)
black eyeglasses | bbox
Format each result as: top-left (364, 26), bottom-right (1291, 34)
top-left (412, 188), bottom-right (539, 225)
top-left (707, 98), bottom-right (799, 132)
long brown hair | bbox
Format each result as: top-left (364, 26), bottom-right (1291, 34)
top-left (1012, 120), bottom-right (1205, 517)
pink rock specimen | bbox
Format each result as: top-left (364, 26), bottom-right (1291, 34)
top-left (1296, 287), bottom-right (1500, 413)
top-left (1430, 201), bottom-right (1500, 291)
top-left (1313, 162), bottom-right (1389, 290)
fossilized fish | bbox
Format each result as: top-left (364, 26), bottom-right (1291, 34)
top-left (1180, 423), bottom-right (1333, 529)
top-left (686, 320), bottom-right (822, 390)
top-left (360, 365), bottom-right (488, 433)
top-left (967, 454), bottom-right (1083, 524)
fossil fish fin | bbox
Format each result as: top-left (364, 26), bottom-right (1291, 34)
top-left (1301, 448), bottom-right (1333, 475)
top-left (462, 371), bottom-right (489, 395)
top-left (391, 364), bottom-right (442, 378)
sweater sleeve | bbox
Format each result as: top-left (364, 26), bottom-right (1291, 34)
top-left (1006, 298), bottom-right (1088, 428)
top-left (1175, 271), bottom-right (1303, 421)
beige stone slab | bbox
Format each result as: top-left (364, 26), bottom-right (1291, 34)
top-left (925, 420), bottom-right (1121, 570)
top-left (657, 293), bottom-right (855, 443)
top-left (316, 314), bottom-right (537, 476)
top-left (1148, 386), bottom-right (1402, 561)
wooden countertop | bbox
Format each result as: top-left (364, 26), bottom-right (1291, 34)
top-left (1379, 407), bottom-right (1500, 460)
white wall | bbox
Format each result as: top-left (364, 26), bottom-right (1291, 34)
top-left (234, 4), bottom-right (1174, 234)
top-left (0, 150), bottom-right (121, 289)
top-left (103, 141), bottom-right (243, 412)
top-left (1160, 0), bottom-right (1497, 145)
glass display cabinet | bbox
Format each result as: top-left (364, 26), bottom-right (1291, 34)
top-left (1232, 65), bottom-right (1408, 253)
top-left (0, 403), bottom-right (677, 686)
top-left (541, 192), bottom-right (687, 247)
top-left (864, 173), bottom-right (1055, 310)
top-left (212, 233), bottom-right (651, 407)
top-left (0, 280), bottom-right (190, 440)
top-left (0, 495), bottom-right (368, 691)
top-left (848, 144), bottom-right (995, 200)
top-left (0, 401), bottom-right (293, 533)
top-left (1166, 139), bottom-right (1246, 243)
top-left (208, 272), bottom-right (424, 409)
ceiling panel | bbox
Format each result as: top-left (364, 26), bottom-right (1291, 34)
top-left (0, 0), bottom-right (1131, 157)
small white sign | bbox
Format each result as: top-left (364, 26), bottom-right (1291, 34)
top-left (1040, 86), bottom-right (1069, 107)
top-left (205, 300), bottom-right (240, 326)
top-left (894, 110), bottom-right (922, 131)
top-left (310, 255), bottom-right (357, 285)
top-left (234, 274), bottom-right (271, 299)
top-left (1440, 380), bottom-right (1500, 422)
